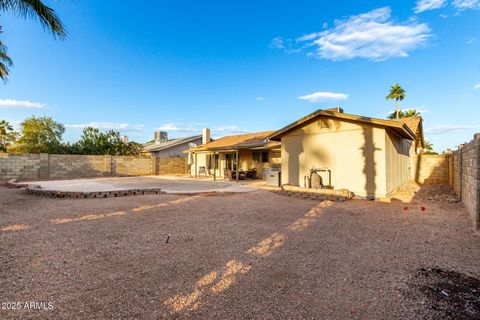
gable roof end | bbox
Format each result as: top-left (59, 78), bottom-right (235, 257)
top-left (268, 109), bottom-right (416, 141)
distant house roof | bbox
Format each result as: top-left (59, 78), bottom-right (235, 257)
top-left (192, 131), bottom-right (276, 151)
top-left (395, 116), bottom-right (425, 149)
top-left (268, 109), bottom-right (416, 141)
top-left (144, 135), bottom-right (202, 152)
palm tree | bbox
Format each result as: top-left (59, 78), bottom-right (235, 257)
top-left (386, 84), bottom-right (406, 119)
top-left (0, 0), bottom-right (66, 81)
top-left (387, 108), bottom-right (421, 119)
top-left (0, 120), bottom-right (14, 150)
top-left (0, 28), bottom-right (12, 80)
top-left (424, 141), bottom-right (434, 153)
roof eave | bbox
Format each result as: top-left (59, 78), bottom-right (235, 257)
top-left (268, 109), bottom-right (416, 141)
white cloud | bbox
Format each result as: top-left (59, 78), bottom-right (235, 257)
top-left (298, 91), bottom-right (349, 102)
top-left (212, 125), bottom-right (248, 134)
top-left (256, 96), bottom-right (265, 101)
top-left (291, 7), bottom-right (431, 61)
top-left (0, 98), bottom-right (47, 108)
top-left (414, 0), bottom-right (446, 13)
top-left (474, 82), bottom-right (480, 89)
top-left (452, 0), bottom-right (480, 10)
top-left (66, 122), bottom-right (144, 131)
top-left (416, 108), bottom-right (430, 113)
top-left (269, 37), bottom-right (285, 49)
top-left (467, 38), bottom-right (475, 44)
top-left (155, 123), bottom-right (248, 135)
top-left (426, 124), bottom-right (480, 134)
top-left (155, 123), bottom-right (198, 132)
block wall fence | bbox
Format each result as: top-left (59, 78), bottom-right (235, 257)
top-left (449, 134), bottom-right (480, 230)
top-left (413, 133), bottom-right (480, 230)
top-left (0, 153), bottom-right (188, 181)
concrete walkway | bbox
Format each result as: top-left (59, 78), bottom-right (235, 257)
top-left (19, 176), bottom-right (256, 194)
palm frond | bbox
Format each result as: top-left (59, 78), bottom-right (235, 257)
top-left (0, 60), bottom-right (10, 81)
top-left (1, 0), bottom-right (67, 38)
top-left (0, 35), bottom-right (13, 81)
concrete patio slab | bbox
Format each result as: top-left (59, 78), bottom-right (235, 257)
top-left (13, 175), bottom-right (256, 195)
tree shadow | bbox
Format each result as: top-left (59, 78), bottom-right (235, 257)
top-left (361, 126), bottom-right (380, 199)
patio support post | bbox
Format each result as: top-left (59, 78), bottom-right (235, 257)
top-left (236, 150), bottom-right (239, 182)
top-left (213, 152), bottom-right (217, 181)
top-left (195, 152), bottom-right (198, 179)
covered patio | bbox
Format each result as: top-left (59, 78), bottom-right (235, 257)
top-left (188, 131), bottom-right (281, 182)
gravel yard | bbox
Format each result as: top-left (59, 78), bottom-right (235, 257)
top-left (0, 184), bottom-right (479, 319)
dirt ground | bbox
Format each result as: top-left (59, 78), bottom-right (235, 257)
top-left (0, 184), bottom-right (479, 319)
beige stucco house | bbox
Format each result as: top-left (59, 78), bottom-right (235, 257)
top-left (189, 131), bottom-right (281, 180)
top-left (268, 108), bottom-right (423, 199)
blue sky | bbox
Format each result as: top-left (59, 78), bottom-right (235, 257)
top-left (1, 0), bottom-right (479, 151)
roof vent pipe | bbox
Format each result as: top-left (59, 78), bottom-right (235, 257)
top-left (326, 107), bottom-right (344, 113)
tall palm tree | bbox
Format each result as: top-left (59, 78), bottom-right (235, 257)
top-left (0, 119), bottom-right (14, 150)
top-left (386, 84), bottom-right (406, 119)
top-left (0, 0), bottom-right (67, 81)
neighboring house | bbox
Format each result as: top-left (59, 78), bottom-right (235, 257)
top-left (268, 108), bottom-right (419, 199)
top-left (144, 131), bottom-right (203, 158)
top-left (189, 131), bottom-right (281, 179)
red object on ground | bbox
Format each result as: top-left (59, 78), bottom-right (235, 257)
top-left (421, 207), bottom-right (426, 212)
top-left (404, 207), bottom-right (408, 211)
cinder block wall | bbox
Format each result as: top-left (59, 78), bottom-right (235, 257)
top-left (449, 134), bottom-right (480, 230)
top-left (1, 154), bottom-right (188, 181)
top-left (403, 142), bottom-right (480, 230)
top-left (157, 157), bottom-right (187, 175)
top-left (114, 156), bottom-right (152, 176)
top-left (0, 153), bottom-right (41, 181)
top-left (48, 154), bottom-right (107, 179)
top-left (412, 154), bottom-right (449, 184)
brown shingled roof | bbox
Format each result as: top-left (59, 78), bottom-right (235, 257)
top-left (395, 117), bottom-right (425, 149)
top-left (395, 117), bottom-right (421, 135)
top-left (192, 131), bottom-right (274, 151)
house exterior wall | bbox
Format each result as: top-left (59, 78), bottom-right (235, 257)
top-left (385, 129), bottom-right (413, 193)
top-left (151, 137), bottom-right (202, 158)
top-left (280, 117), bottom-right (389, 198)
top-left (237, 150), bottom-right (281, 177)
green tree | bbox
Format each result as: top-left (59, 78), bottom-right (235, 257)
top-left (15, 115), bottom-right (65, 153)
top-left (386, 84), bottom-right (406, 119)
top-left (387, 108), bottom-right (421, 119)
top-left (0, 0), bottom-right (66, 81)
top-left (0, 119), bottom-right (15, 151)
top-left (75, 127), bottom-right (143, 156)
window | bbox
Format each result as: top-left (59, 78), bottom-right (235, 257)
top-left (207, 154), bottom-right (219, 170)
top-left (253, 151), bottom-right (269, 163)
